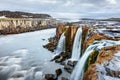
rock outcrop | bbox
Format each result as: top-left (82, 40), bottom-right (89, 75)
top-left (43, 37), bottom-right (58, 52)
top-left (83, 45), bottom-right (120, 80)
top-left (83, 29), bottom-right (120, 51)
top-left (0, 18), bottom-right (57, 34)
top-left (44, 22), bottom-right (120, 80)
top-left (44, 23), bottom-right (80, 53)
top-left (65, 25), bottom-right (78, 52)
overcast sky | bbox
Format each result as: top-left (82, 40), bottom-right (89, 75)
top-left (0, 0), bottom-right (120, 19)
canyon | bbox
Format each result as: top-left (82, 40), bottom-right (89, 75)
top-left (0, 11), bottom-right (120, 80)
top-left (44, 22), bottom-right (120, 80)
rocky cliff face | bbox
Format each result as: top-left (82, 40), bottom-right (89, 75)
top-left (83, 45), bottom-right (120, 80)
top-left (83, 29), bottom-right (119, 51)
top-left (65, 25), bottom-right (78, 52)
top-left (0, 18), bottom-right (57, 34)
top-left (82, 28), bottom-right (120, 80)
top-left (55, 24), bottom-right (89, 53)
top-left (44, 22), bottom-right (120, 80)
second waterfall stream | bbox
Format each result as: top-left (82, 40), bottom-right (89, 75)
top-left (55, 33), bottom-right (66, 55)
top-left (71, 40), bottom-right (120, 80)
top-left (70, 27), bottom-right (82, 61)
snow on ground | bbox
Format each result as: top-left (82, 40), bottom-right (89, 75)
top-left (97, 51), bottom-right (120, 80)
top-left (0, 16), bottom-right (6, 18)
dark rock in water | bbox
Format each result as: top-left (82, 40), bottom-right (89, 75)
top-left (67, 60), bottom-right (77, 67)
top-left (53, 52), bottom-right (71, 63)
top-left (61, 77), bottom-right (69, 80)
top-left (45, 74), bottom-right (57, 80)
top-left (106, 67), bottom-right (120, 78)
top-left (55, 57), bottom-right (63, 63)
top-left (50, 55), bottom-right (60, 61)
top-left (43, 42), bottom-right (56, 52)
top-left (51, 52), bottom-right (66, 63)
top-left (67, 61), bottom-right (73, 66)
top-left (73, 61), bottom-right (77, 67)
top-left (43, 36), bottom-right (58, 52)
top-left (64, 65), bottom-right (73, 73)
top-left (55, 68), bottom-right (62, 76)
top-left (42, 39), bottom-right (45, 41)
top-left (60, 61), bottom-right (66, 65)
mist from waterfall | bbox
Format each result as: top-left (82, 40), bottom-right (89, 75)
top-left (55, 33), bottom-right (66, 55)
top-left (71, 40), bottom-right (120, 80)
top-left (70, 27), bottom-right (82, 61)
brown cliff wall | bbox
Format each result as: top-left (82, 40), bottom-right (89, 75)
top-left (55, 24), bottom-right (89, 53)
top-left (0, 18), bottom-right (57, 34)
top-left (83, 45), bottom-right (120, 80)
top-left (55, 24), bottom-right (80, 52)
top-left (83, 29), bottom-right (119, 51)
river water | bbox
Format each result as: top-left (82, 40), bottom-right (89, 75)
top-left (0, 28), bottom-right (69, 80)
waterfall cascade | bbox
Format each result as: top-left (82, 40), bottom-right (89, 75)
top-left (71, 40), bottom-right (120, 80)
top-left (70, 27), bottom-right (82, 61)
top-left (55, 33), bottom-right (66, 55)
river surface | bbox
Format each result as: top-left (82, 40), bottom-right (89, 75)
top-left (0, 28), bottom-right (70, 80)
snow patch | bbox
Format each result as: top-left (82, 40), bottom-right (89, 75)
top-left (97, 51), bottom-right (120, 80)
top-left (0, 16), bottom-right (6, 18)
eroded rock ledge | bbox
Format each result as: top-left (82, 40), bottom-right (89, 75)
top-left (84, 45), bottom-right (120, 80)
top-left (44, 22), bottom-right (120, 80)
top-left (0, 18), bottom-right (57, 34)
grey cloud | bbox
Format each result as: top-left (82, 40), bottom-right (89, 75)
top-left (0, 0), bottom-right (120, 18)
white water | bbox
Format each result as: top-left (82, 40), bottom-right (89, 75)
top-left (0, 28), bottom-right (70, 80)
top-left (71, 40), bottom-right (120, 80)
top-left (70, 27), bottom-right (82, 61)
top-left (55, 33), bottom-right (66, 55)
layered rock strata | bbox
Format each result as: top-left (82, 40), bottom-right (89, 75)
top-left (83, 45), bottom-right (120, 80)
top-left (0, 18), bottom-right (57, 34)
top-left (44, 23), bottom-right (120, 80)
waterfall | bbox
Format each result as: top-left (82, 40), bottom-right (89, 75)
top-left (71, 40), bottom-right (120, 80)
top-left (55, 33), bottom-right (66, 55)
top-left (70, 27), bottom-right (82, 61)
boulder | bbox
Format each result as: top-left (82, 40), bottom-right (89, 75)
top-left (43, 42), bottom-right (56, 52)
top-left (64, 65), bottom-right (73, 73)
top-left (61, 77), bottom-right (69, 80)
top-left (45, 74), bottom-right (57, 80)
top-left (55, 68), bottom-right (62, 76)
top-left (67, 60), bottom-right (77, 67)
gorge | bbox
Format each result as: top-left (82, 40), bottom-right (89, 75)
top-left (0, 11), bottom-right (120, 80)
top-left (44, 22), bottom-right (120, 80)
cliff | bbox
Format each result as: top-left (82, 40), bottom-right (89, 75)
top-left (83, 28), bottom-right (120, 51)
top-left (83, 45), bottom-right (120, 80)
top-left (43, 21), bottom-right (120, 80)
top-left (0, 18), bottom-right (57, 34)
